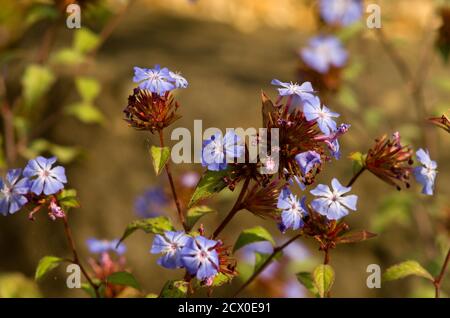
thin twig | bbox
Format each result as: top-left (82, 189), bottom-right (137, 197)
top-left (346, 167), bottom-right (366, 187)
top-left (212, 176), bottom-right (251, 239)
top-left (434, 247), bottom-right (450, 298)
top-left (233, 233), bottom-right (302, 297)
top-left (158, 130), bottom-right (187, 231)
top-left (62, 216), bottom-right (100, 297)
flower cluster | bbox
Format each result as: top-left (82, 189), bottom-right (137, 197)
top-left (1, 156), bottom-right (68, 220)
top-left (86, 238), bottom-right (129, 298)
top-left (124, 65), bottom-right (188, 134)
top-left (151, 231), bottom-right (235, 285)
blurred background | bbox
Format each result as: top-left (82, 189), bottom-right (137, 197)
top-left (0, 0), bottom-right (449, 298)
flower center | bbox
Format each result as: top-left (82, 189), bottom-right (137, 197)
top-left (199, 250), bottom-right (208, 260)
top-left (40, 169), bottom-right (50, 178)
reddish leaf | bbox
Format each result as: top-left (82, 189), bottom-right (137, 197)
top-left (336, 230), bottom-right (377, 244)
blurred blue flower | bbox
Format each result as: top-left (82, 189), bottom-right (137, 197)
top-left (277, 188), bottom-right (308, 231)
top-left (134, 187), bottom-right (168, 218)
top-left (0, 169), bottom-right (30, 216)
top-left (151, 231), bottom-right (189, 269)
top-left (169, 71), bottom-right (188, 89)
top-left (202, 131), bottom-right (244, 171)
top-left (301, 36), bottom-right (348, 73)
top-left (283, 241), bottom-right (310, 262)
top-left (86, 238), bottom-right (126, 255)
top-left (283, 278), bottom-right (306, 298)
top-left (320, 0), bottom-right (363, 26)
top-left (295, 151), bottom-right (321, 175)
top-left (133, 65), bottom-right (175, 95)
top-left (310, 178), bottom-right (358, 220)
top-left (180, 171), bottom-right (200, 188)
top-left (414, 148), bottom-right (437, 195)
top-left (303, 96), bottom-right (339, 135)
top-left (271, 79), bottom-right (315, 102)
top-left (181, 235), bottom-right (219, 281)
top-left (23, 156), bottom-right (67, 195)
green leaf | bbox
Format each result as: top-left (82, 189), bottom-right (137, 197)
top-left (74, 28), bottom-right (99, 54)
top-left (107, 272), bottom-right (140, 290)
top-left (233, 226), bottom-right (275, 252)
top-left (383, 260), bottom-right (434, 282)
top-left (57, 189), bottom-right (80, 210)
top-left (0, 273), bottom-right (42, 298)
top-left (35, 256), bottom-right (63, 281)
top-left (296, 272), bottom-right (318, 296)
top-left (188, 168), bottom-right (233, 208)
top-left (118, 216), bottom-right (175, 245)
top-left (211, 273), bottom-right (232, 287)
top-left (65, 102), bottom-right (104, 124)
top-left (21, 64), bottom-right (55, 109)
top-left (254, 252), bottom-right (272, 273)
top-left (313, 264), bottom-right (335, 298)
top-left (150, 146), bottom-right (170, 176)
top-left (349, 151), bottom-right (366, 175)
top-left (51, 48), bottom-right (85, 65)
top-left (75, 77), bottom-right (100, 102)
top-left (160, 280), bottom-right (188, 298)
top-left (26, 4), bottom-right (59, 26)
top-left (186, 205), bottom-right (215, 230)
top-left (146, 293), bottom-right (159, 298)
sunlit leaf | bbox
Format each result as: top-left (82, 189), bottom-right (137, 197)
top-left (186, 205), bottom-right (215, 230)
top-left (51, 48), bottom-right (85, 65)
top-left (296, 272), bottom-right (318, 296)
top-left (21, 64), bottom-right (55, 109)
top-left (348, 151), bottom-right (366, 174)
top-left (65, 102), bottom-right (104, 124)
top-left (107, 272), bottom-right (140, 290)
top-left (0, 273), bottom-right (42, 298)
top-left (383, 260), bottom-right (433, 282)
top-left (188, 168), bottom-right (233, 208)
top-left (150, 146), bottom-right (170, 176)
top-left (75, 77), bottom-right (100, 102)
top-left (160, 280), bottom-right (188, 298)
top-left (313, 264), bottom-right (335, 298)
top-left (35, 256), bottom-right (64, 281)
top-left (74, 28), bottom-right (99, 54)
top-left (118, 216), bottom-right (175, 245)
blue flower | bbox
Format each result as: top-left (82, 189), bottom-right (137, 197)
top-left (300, 36), bottom-right (348, 73)
top-left (181, 235), bottom-right (219, 281)
top-left (133, 65), bottom-right (175, 95)
top-left (283, 278), bottom-right (306, 298)
top-left (277, 188), bottom-right (308, 231)
top-left (151, 231), bottom-right (189, 269)
top-left (413, 148), bottom-right (437, 195)
top-left (0, 169), bottom-right (30, 216)
top-left (320, 0), bottom-right (363, 27)
top-left (169, 71), bottom-right (188, 89)
top-left (134, 187), bottom-right (168, 218)
top-left (86, 238), bottom-right (126, 255)
top-left (295, 151), bottom-right (321, 175)
top-left (310, 178), bottom-right (358, 220)
top-left (202, 131), bottom-right (244, 171)
top-left (23, 156), bottom-right (67, 195)
top-left (303, 96), bottom-right (339, 135)
top-left (271, 79), bottom-right (315, 101)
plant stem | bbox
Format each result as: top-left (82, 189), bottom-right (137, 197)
top-left (212, 176), bottom-right (251, 239)
top-left (62, 216), bottom-right (99, 298)
top-left (346, 167), bottom-right (365, 187)
top-left (323, 248), bottom-right (330, 265)
top-left (233, 233), bottom-right (302, 297)
top-left (158, 131), bottom-right (187, 231)
top-left (434, 247), bottom-right (450, 298)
